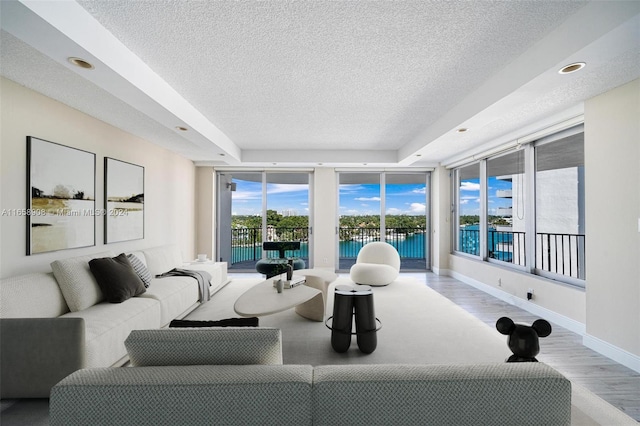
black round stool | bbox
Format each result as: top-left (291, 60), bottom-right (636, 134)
top-left (326, 284), bottom-right (381, 354)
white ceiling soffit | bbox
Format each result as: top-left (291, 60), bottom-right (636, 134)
top-left (1, 1), bottom-right (639, 168)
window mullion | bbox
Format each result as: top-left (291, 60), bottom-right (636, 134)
top-left (525, 144), bottom-right (536, 274)
top-left (479, 160), bottom-right (488, 260)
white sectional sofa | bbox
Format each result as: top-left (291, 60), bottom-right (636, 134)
top-left (0, 245), bottom-right (228, 398)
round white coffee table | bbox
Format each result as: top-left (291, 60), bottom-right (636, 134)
top-left (234, 278), bottom-right (323, 321)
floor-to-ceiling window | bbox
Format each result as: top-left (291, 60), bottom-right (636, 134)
top-left (486, 150), bottom-right (526, 267)
top-left (451, 124), bottom-right (585, 287)
top-left (338, 171), bottom-right (429, 271)
top-left (385, 173), bottom-right (428, 270)
top-left (455, 163), bottom-right (481, 256)
top-left (217, 171), bottom-right (311, 271)
top-left (535, 131), bottom-right (585, 282)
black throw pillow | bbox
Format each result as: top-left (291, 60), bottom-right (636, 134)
top-left (169, 317), bottom-right (259, 328)
top-left (89, 253), bottom-right (146, 303)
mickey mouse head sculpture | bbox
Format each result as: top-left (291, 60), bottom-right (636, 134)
top-left (496, 317), bottom-right (552, 362)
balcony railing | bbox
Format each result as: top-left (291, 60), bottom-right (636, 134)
top-left (231, 227), bottom-right (309, 264)
top-left (458, 228), bottom-right (585, 280)
top-left (537, 232), bottom-right (586, 280)
top-left (487, 230), bottom-right (526, 266)
top-left (339, 227), bottom-right (426, 259)
top-left (231, 226), bottom-right (426, 266)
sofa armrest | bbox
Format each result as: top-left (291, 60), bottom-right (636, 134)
top-left (1, 318), bottom-right (85, 398)
top-left (125, 327), bottom-right (282, 366)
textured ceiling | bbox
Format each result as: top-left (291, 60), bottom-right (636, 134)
top-left (1, 1), bottom-right (639, 167)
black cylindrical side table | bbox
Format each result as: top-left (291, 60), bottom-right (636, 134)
top-left (327, 284), bottom-right (380, 353)
top-left (353, 286), bottom-right (377, 354)
top-left (330, 284), bottom-right (355, 352)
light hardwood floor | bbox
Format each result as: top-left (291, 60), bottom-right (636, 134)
top-left (417, 272), bottom-right (640, 422)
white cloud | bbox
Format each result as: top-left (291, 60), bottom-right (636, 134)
top-left (266, 184), bottom-right (308, 194)
top-left (412, 187), bottom-right (427, 194)
top-left (410, 203), bottom-right (426, 213)
top-left (232, 190), bottom-right (261, 200)
top-left (355, 197), bottom-right (381, 201)
top-left (460, 181), bottom-right (480, 191)
top-left (386, 208), bottom-right (403, 215)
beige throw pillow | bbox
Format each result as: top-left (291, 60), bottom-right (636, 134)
top-left (51, 251), bottom-right (114, 312)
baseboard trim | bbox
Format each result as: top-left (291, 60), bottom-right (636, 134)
top-left (583, 334), bottom-right (640, 374)
top-left (449, 270), bottom-right (586, 335)
top-left (431, 266), bottom-right (450, 276)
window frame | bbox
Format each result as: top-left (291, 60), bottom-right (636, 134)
top-left (451, 125), bottom-right (586, 289)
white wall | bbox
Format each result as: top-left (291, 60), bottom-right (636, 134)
top-left (195, 167), bottom-right (215, 260)
top-left (431, 166), bottom-right (450, 274)
top-left (584, 79), bottom-right (639, 360)
top-left (445, 79), bottom-right (640, 370)
top-left (312, 167), bottom-right (337, 270)
top-left (0, 78), bottom-right (197, 277)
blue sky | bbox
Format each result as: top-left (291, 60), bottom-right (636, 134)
top-left (231, 179), bottom-right (426, 216)
top-left (339, 184), bottom-right (426, 216)
top-left (231, 180), bottom-right (309, 216)
top-left (459, 177), bottom-right (514, 216)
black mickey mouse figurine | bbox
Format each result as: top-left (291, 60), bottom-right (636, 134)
top-left (496, 316), bottom-right (552, 362)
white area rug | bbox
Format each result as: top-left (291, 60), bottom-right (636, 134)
top-left (186, 277), bottom-right (637, 425)
top-left (187, 276), bottom-right (509, 365)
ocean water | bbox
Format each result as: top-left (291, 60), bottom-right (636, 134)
top-left (231, 232), bottom-right (426, 263)
top-left (459, 224), bottom-right (514, 261)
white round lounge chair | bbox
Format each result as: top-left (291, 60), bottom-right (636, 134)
top-left (349, 242), bottom-right (400, 286)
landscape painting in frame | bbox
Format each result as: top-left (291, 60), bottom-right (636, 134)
top-left (27, 136), bottom-right (96, 254)
top-left (105, 157), bottom-right (144, 243)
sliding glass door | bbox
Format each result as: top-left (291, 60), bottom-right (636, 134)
top-left (217, 171), bottom-right (311, 271)
top-left (338, 171), bottom-right (429, 271)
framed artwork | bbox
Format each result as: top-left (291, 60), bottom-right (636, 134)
top-left (104, 157), bottom-right (144, 243)
top-left (27, 136), bottom-right (96, 254)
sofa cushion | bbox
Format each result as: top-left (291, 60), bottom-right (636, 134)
top-left (50, 365), bottom-right (314, 426)
top-left (138, 277), bottom-right (199, 326)
top-left (61, 297), bottom-right (161, 368)
top-left (51, 251), bottom-right (114, 312)
top-left (89, 254), bottom-right (146, 303)
top-left (0, 272), bottom-right (69, 318)
top-left (312, 363), bottom-right (571, 426)
top-left (125, 327), bottom-right (283, 366)
top-left (142, 245), bottom-right (183, 276)
top-left (126, 253), bottom-right (152, 288)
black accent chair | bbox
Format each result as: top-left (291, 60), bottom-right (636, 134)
top-left (255, 242), bottom-right (306, 278)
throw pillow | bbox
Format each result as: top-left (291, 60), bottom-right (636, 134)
top-left (126, 253), bottom-right (152, 288)
top-left (169, 317), bottom-right (259, 328)
top-left (51, 251), bottom-right (114, 312)
top-left (88, 253), bottom-right (146, 303)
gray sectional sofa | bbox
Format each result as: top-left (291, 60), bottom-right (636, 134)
top-left (49, 328), bottom-right (573, 426)
top-left (0, 245), bottom-right (228, 398)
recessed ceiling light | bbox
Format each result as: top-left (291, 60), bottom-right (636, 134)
top-left (457, 128), bottom-right (469, 133)
top-left (558, 62), bottom-right (586, 74)
top-left (67, 57), bottom-right (94, 69)
top-left (219, 153), bottom-right (225, 157)
top-left (175, 126), bottom-right (188, 131)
